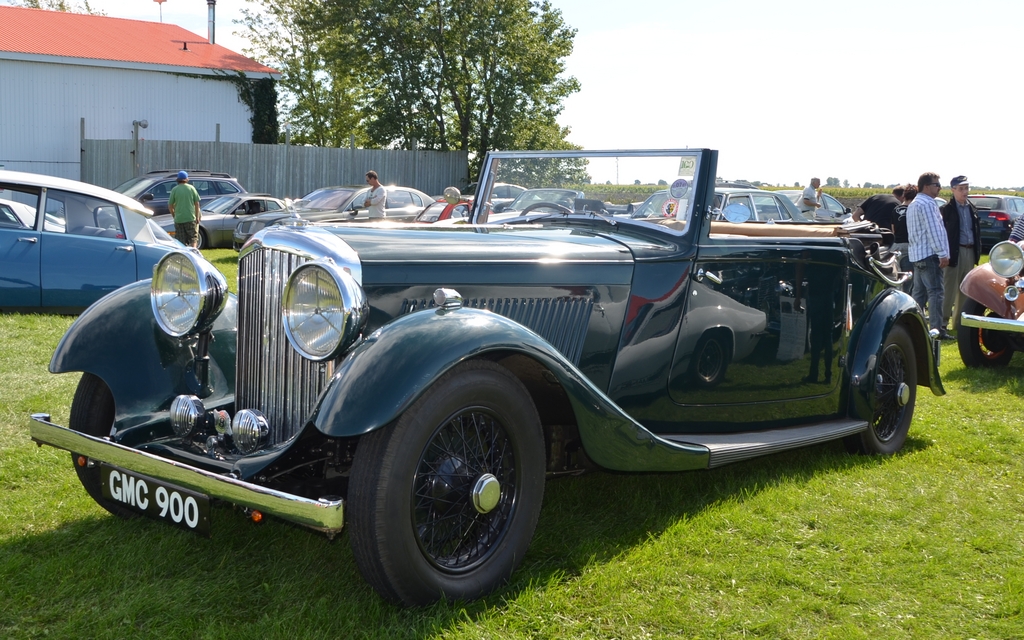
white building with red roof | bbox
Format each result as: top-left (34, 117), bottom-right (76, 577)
top-left (0, 5), bottom-right (279, 180)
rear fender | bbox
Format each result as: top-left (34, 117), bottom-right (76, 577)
top-left (846, 288), bottom-right (944, 422)
top-left (49, 280), bottom-right (237, 438)
top-left (310, 307), bottom-right (710, 472)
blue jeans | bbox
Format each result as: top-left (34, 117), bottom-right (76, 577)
top-left (911, 254), bottom-right (945, 332)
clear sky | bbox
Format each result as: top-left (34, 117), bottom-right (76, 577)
top-left (10, 0), bottom-right (1023, 188)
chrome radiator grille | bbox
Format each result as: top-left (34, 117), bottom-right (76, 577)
top-left (236, 247), bottom-right (333, 444)
top-left (402, 295), bottom-right (594, 365)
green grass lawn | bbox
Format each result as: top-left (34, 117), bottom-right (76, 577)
top-left (2, 254), bottom-right (1023, 638)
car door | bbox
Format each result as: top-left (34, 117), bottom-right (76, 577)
top-left (384, 189), bottom-right (423, 220)
top-left (0, 186), bottom-right (43, 308)
top-left (667, 227), bottom-right (848, 429)
top-left (821, 194), bottom-right (849, 221)
top-left (141, 180), bottom-right (175, 215)
top-left (39, 189), bottom-right (137, 309)
top-left (210, 198), bottom-right (248, 247)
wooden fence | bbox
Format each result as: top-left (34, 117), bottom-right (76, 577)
top-left (82, 139), bottom-right (470, 199)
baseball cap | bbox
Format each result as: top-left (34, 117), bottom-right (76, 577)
top-left (950, 175), bottom-right (969, 187)
top-left (177, 170), bottom-right (189, 180)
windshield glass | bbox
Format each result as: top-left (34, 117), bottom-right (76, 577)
top-left (113, 176), bottom-right (154, 198)
top-left (631, 191), bottom-right (671, 219)
top-left (203, 196), bottom-right (242, 214)
top-left (969, 197), bottom-right (1003, 210)
top-left (417, 201), bottom-right (448, 222)
top-left (295, 188), bottom-right (357, 210)
top-left (476, 151), bottom-right (702, 233)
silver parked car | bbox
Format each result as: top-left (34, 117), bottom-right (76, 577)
top-left (155, 194), bottom-right (287, 249)
top-left (778, 190), bottom-right (852, 223)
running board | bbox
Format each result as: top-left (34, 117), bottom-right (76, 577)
top-left (661, 418), bottom-right (868, 468)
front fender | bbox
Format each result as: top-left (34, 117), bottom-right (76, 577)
top-left (960, 262), bottom-right (1021, 320)
top-left (311, 307), bottom-right (710, 472)
top-left (846, 288), bottom-right (945, 422)
top-left (49, 280), bottom-right (237, 439)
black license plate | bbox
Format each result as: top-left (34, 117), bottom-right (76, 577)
top-left (101, 465), bottom-right (211, 536)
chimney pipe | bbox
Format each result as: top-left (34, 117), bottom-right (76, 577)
top-left (207, 0), bottom-right (216, 44)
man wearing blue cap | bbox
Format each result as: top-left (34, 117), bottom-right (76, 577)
top-left (168, 170), bottom-right (201, 247)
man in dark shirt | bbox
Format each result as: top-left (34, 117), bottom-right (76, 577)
top-left (940, 175), bottom-right (981, 332)
top-left (853, 192), bottom-right (900, 228)
top-left (891, 184), bottom-right (916, 293)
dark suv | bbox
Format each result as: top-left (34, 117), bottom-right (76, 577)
top-left (113, 171), bottom-right (247, 216)
top-left (967, 194), bottom-right (1024, 250)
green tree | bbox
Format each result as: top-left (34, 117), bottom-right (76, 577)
top-left (826, 177), bottom-right (840, 187)
top-left (238, 0), bottom-right (366, 147)
top-left (341, 0), bottom-right (579, 172)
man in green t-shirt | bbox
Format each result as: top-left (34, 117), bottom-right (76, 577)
top-left (168, 171), bottom-right (201, 247)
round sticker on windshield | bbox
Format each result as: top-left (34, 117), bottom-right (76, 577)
top-left (669, 178), bottom-right (689, 199)
top-left (661, 198), bottom-right (680, 217)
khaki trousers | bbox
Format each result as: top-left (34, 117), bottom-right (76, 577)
top-left (942, 245), bottom-right (975, 329)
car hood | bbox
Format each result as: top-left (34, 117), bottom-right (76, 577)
top-left (324, 224), bottom-right (634, 270)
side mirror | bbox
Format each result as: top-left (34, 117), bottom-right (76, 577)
top-left (140, 193), bottom-right (154, 202)
top-left (493, 202), bottom-right (506, 213)
top-left (626, 203), bottom-right (635, 214)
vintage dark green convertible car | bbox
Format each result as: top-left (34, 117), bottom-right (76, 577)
top-left (30, 149), bottom-right (944, 606)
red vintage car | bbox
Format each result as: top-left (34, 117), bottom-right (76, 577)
top-left (958, 240), bottom-right (1024, 366)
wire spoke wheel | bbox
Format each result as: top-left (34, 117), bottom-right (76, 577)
top-left (348, 360), bottom-right (545, 605)
top-left (413, 409), bottom-right (516, 572)
top-left (847, 324), bottom-right (916, 456)
top-left (957, 299), bottom-right (1014, 367)
top-left (871, 341), bottom-right (908, 442)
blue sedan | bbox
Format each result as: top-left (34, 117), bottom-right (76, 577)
top-left (0, 170), bottom-right (183, 313)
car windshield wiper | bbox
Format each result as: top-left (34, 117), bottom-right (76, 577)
top-left (506, 210), bottom-right (618, 227)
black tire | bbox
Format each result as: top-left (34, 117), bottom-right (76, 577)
top-left (957, 298), bottom-right (1014, 368)
top-left (691, 332), bottom-right (729, 388)
top-left (348, 360), bottom-right (545, 606)
top-left (68, 373), bottom-right (139, 519)
top-left (849, 324), bottom-right (917, 455)
top-left (196, 228), bottom-right (208, 250)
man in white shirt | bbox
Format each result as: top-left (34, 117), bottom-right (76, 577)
top-left (907, 172), bottom-right (950, 336)
top-left (799, 178), bottom-right (822, 218)
top-left (363, 170), bottom-right (387, 219)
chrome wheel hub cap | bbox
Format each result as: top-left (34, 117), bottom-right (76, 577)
top-left (471, 473), bottom-right (501, 514)
top-left (896, 382), bottom-right (911, 407)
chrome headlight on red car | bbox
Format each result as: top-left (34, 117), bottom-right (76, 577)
top-left (989, 241), bottom-right (1024, 278)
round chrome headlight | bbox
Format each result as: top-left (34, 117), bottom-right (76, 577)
top-left (282, 260), bottom-right (367, 361)
top-left (989, 241), bottom-right (1024, 278)
top-left (151, 251), bottom-right (228, 337)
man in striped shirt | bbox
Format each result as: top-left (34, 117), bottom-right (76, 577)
top-left (907, 172), bottom-right (950, 337)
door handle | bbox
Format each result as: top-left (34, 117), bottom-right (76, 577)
top-left (695, 268), bottom-right (722, 285)
top-left (18, 237), bottom-right (38, 243)
top-left (115, 245), bottom-right (134, 252)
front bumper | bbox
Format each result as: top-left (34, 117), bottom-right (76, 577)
top-left (960, 313), bottom-right (1024, 334)
top-left (29, 415), bottom-right (344, 534)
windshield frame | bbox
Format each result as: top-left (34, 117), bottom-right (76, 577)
top-left (472, 149), bottom-right (709, 235)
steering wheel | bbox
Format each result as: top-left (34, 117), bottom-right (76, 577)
top-left (521, 202), bottom-right (573, 215)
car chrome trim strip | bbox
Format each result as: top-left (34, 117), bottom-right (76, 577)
top-left (29, 417), bottom-right (345, 533)
top-left (960, 312), bottom-right (1024, 333)
top-left (662, 418), bottom-right (868, 468)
